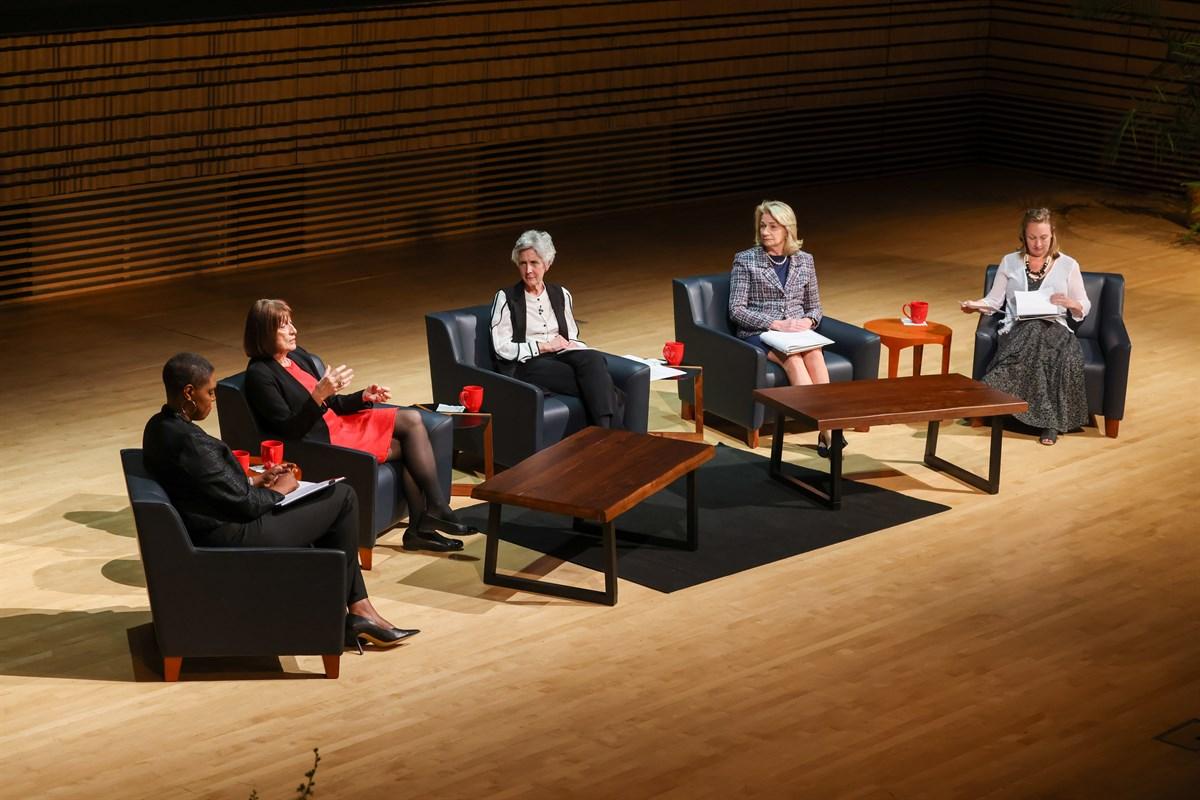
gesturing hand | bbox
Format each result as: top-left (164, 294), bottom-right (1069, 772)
top-left (363, 383), bottom-right (391, 403)
top-left (313, 364), bottom-right (354, 404)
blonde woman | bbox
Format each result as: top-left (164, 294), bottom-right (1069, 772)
top-left (728, 200), bottom-right (840, 456)
top-left (961, 207), bottom-right (1090, 445)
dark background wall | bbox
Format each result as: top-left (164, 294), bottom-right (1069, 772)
top-left (1, 0), bottom-right (1196, 303)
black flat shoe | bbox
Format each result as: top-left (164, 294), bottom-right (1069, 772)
top-left (420, 506), bottom-right (470, 536)
top-left (345, 614), bottom-right (420, 654)
top-left (402, 528), bottom-right (464, 552)
top-left (816, 432), bottom-right (849, 459)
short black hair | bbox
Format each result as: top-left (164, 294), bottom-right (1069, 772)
top-left (162, 352), bottom-right (214, 399)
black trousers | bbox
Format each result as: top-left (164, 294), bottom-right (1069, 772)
top-left (204, 482), bottom-right (367, 605)
top-left (516, 349), bottom-right (619, 426)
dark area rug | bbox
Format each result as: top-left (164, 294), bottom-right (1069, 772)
top-left (459, 444), bottom-right (949, 593)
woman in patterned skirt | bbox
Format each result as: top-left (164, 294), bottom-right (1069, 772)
top-left (960, 208), bottom-right (1090, 445)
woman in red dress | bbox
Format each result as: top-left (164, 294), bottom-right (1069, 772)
top-left (243, 299), bottom-right (468, 552)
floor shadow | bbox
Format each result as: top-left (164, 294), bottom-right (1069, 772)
top-left (0, 494), bottom-right (133, 548)
top-left (102, 557), bottom-right (147, 588)
top-left (64, 506), bottom-right (136, 538)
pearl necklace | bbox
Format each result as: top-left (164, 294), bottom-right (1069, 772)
top-left (766, 252), bottom-right (788, 267)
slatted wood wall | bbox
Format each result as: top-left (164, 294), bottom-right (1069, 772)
top-left (0, 0), bottom-right (1194, 304)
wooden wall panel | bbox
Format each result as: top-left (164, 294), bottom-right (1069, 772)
top-left (0, 0), bottom-right (1192, 304)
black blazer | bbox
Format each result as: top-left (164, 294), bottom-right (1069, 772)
top-left (245, 347), bottom-right (371, 443)
top-left (142, 406), bottom-right (280, 538)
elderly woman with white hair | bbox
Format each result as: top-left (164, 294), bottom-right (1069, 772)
top-left (729, 199), bottom-right (841, 456)
top-left (489, 230), bottom-right (623, 428)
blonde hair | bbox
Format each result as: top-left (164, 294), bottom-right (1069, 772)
top-left (754, 200), bottom-right (802, 254)
top-left (1018, 207), bottom-right (1061, 258)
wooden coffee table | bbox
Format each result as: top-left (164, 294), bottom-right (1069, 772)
top-left (753, 373), bottom-right (1028, 509)
top-left (864, 318), bottom-right (954, 379)
top-left (472, 427), bottom-right (714, 605)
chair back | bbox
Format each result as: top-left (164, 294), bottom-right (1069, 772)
top-left (214, 372), bottom-right (263, 452)
top-left (982, 265), bottom-right (1124, 341)
top-left (674, 273), bottom-right (735, 335)
top-left (119, 449), bottom-right (197, 623)
top-left (426, 304), bottom-right (496, 400)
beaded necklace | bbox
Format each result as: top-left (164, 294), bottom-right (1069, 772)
top-left (1023, 252), bottom-right (1052, 282)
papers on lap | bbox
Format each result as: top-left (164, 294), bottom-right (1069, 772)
top-left (621, 355), bottom-right (686, 380)
top-left (759, 329), bottom-right (835, 354)
top-left (1013, 291), bottom-right (1061, 320)
top-left (276, 477), bottom-right (345, 507)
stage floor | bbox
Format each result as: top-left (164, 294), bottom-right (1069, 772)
top-left (2, 166), bottom-right (1198, 798)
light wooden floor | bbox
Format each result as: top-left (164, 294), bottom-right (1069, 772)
top-left (2, 167), bottom-right (1198, 799)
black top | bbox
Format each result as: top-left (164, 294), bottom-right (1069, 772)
top-left (245, 346), bottom-right (371, 442)
top-left (142, 405), bottom-right (281, 538)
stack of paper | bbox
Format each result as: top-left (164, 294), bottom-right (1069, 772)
top-left (1013, 291), bottom-right (1061, 320)
top-left (759, 329), bottom-right (835, 354)
top-left (621, 355), bottom-right (686, 380)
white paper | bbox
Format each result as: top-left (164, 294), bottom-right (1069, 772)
top-left (758, 329), bottom-right (835, 354)
top-left (900, 318), bottom-right (928, 326)
top-left (621, 355), bottom-right (686, 380)
top-left (435, 403), bottom-right (466, 413)
top-left (1013, 291), bottom-right (1061, 319)
top-left (275, 477), bottom-right (345, 507)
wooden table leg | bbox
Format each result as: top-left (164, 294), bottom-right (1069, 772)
top-left (941, 333), bottom-right (952, 374)
top-left (692, 370), bottom-right (704, 437)
top-left (912, 344), bottom-right (924, 376)
top-left (886, 344), bottom-right (901, 379)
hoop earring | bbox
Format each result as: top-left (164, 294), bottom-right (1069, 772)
top-left (181, 396), bottom-right (199, 421)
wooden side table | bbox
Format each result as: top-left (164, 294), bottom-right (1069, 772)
top-left (863, 318), bottom-right (953, 379)
top-left (656, 364), bottom-right (704, 442)
top-left (416, 404), bottom-right (494, 497)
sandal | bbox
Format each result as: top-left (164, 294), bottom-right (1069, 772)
top-left (1039, 428), bottom-right (1058, 446)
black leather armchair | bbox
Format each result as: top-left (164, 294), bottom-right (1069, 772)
top-left (425, 304), bottom-right (651, 468)
top-left (672, 273), bottom-right (881, 448)
top-left (120, 449), bottom-right (345, 681)
top-left (216, 362), bottom-right (453, 569)
top-left (972, 266), bottom-right (1131, 437)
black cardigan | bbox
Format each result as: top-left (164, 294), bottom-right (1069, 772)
top-left (142, 405), bottom-right (281, 537)
top-left (245, 346), bottom-right (371, 443)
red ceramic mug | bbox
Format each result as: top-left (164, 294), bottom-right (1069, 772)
top-left (260, 440), bottom-right (284, 469)
top-left (902, 301), bottom-right (929, 324)
top-left (459, 384), bottom-right (484, 413)
top-left (663, 340), bottom-right (685, 366)
top-left (232, 449), bottom-right (251, 476)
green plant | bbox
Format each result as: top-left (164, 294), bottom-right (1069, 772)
top-left (246, 748), bottom-right (321, 799)
top-left (1075, 1), bottom-right (1200, 218)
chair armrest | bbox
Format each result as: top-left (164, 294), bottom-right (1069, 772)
top-left (1099, 314), bottom-right (1131, 420)
top-left (679, 324), bottom-right (766, 426)
top-left (817, 316), bottom-right (881, 380)
top-left (451, 364), bottom-right (547, 462)
top-left (278, 439), bottom-right (378, 543)
top-left (972, 313), bottom-right (1002, 380)
top-left (604, 354), bottom-right (651, 433)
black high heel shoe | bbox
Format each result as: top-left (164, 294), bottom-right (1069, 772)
top-left (816, 432), bottom-right (849, 459)
top-left (345, 614), bottom-right (419, 654)
top-left (420, 505), bottom-right (471, 536)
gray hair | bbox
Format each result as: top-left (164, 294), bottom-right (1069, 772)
top-left (511, 230), bottom-right (556, 266)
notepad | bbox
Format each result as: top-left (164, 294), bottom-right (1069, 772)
top-left (1013, 291), bottom-right (1061, 320)
top-left (759, 329), bottom-right (835, 354)
top-left (275, 477), bottom-right (345, 507)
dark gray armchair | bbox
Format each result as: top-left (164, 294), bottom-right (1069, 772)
top-left (120, 449), bottom-right (345, 681)
top-left (972, 266), bottom-right (1131, 437)
top-left (216, 363), bottom-right (453, 570)
top-left (425, 304), bottom-right (651, 468)
top-left (672, 273), bottom-right (881, 448)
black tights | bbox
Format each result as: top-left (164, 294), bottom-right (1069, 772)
top-left (385, 408), bottom-right (448, 520)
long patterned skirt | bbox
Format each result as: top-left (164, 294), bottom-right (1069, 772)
top-left (983, 320), bottom-right (1089, 433)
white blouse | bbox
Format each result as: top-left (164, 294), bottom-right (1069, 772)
top-left (980, 251), bottom-right (1091, 335)
top-left (490, 286), bottom-right (586, 363)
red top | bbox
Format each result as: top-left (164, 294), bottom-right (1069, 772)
top-left (283, 360), bottom-right (397, 463)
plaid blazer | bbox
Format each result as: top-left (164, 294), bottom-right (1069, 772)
top-left (728, 246), bottom-right (823, 338)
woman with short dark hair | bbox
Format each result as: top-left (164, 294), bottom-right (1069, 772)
top-left (142, 352), bottom-right (416, 651)
top-left (243, 299), bottom-right (469, 552)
